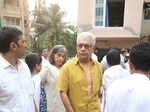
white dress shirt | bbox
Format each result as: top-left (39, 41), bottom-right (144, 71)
top-left (0, 55), bottom-right (35, 112)
top-left (103, 65), bottom-right (130, 90)
top-left (105, 73), bottom-right (150, 112)
top-left (101, 65), bottom-right (130, 112)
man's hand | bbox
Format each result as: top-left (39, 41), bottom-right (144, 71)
top-left (60, 91), bottom-right (74, 112)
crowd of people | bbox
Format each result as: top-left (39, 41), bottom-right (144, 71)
top-left (0, 26), bottom-right (150, 112)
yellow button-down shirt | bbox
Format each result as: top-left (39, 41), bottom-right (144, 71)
top-left (56, 56), bottom-right (103, 112)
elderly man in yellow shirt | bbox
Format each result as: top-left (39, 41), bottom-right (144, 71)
top-left (56, 32), bottom-right (103, 112)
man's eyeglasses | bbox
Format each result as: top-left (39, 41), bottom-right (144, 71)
top-left (77, 44), bottom-right (92, 49)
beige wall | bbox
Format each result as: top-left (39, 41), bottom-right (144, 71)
top-left (124, 0), bottom-right (144, 35)
top-left (3, 8), bottom-right (22, 17)
top-left (78, 0), bottom-right (93, 25)
top-left (141, 20), bottom-right (150, 36)
top-left (78, 0), bottom-right (94, 32)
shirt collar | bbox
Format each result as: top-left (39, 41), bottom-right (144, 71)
top-left (0, 54), bottom-right (21, 69)
top-left (74, 55), bottom-right (96, 65)
top-left (42, 56), bottom-right (48, 61)
top-left (109, 64), bottom-right (121, 69)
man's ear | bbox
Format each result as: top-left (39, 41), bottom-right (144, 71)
top-left (93, 46), bottom-right (96, 51)
top-left (91, 46), bottom-right (95, 53)
top-left (35, 64), bottom-right (38, 69)
top-left (9, 42), bottom-right (17, 51)
top-left (128, 59), bottom-right (134, 74)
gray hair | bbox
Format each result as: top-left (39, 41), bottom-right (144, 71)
top-left (77, 32), bottom-right (96, 46)
top-left (49, 45), bottom-right (67, 66)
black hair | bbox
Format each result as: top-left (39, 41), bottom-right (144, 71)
top-left (106, 49), bottom-right (120, 66)
top-left (129, 42), bottom-right (150, 72)
top-left (49, 45), bottom-right (67, 66)
top-left (121, 48), bottom-right (127, 54)
top-left (25, 53), bottom-right (42, 73)
top-left (41, 48), bottom-right (48, 54)
top-left (0, 27), bottom-right (22, 53)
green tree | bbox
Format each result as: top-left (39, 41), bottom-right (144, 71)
top-left (26, 2), bottom-right (78, 57)
top-left (56, 25), bottom-right (77, 57)
top-left (0, 18), bottom-right (2, 27)
top-left (29, 3), bottom-right (64, 53)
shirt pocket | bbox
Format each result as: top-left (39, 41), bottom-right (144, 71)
top-left (71, 74), bottom-right (84, 92)
top-left (0, 77), bottom-right (19, 97)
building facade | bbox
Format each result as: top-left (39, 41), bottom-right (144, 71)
top-left (0, 0), bottom-right (29, 37)
top-left (78, 0), bottom-right (150, 49)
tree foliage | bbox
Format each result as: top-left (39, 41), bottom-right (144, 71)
top-left (56, 25), bottom-right (77, 57)
top-left (26, 2), bottom-right (77, 57)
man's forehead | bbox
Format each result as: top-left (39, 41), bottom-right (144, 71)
top-left (78, 37), bottom-right (92, 44)
top-left (18, 35), bottom-right (24, 41)
top-left (43, 49), bottom-right (48, 52)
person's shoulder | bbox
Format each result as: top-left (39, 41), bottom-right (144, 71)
top-left (110, 65), bottom-right (129, 74)
top-left (109, 74), bottom-right (150, 96)
top-left (108, 74), bottom-right (140, 92)
top-left (103, 67), bottom-right (112, 76)
top-left (107, 78), bottom-right (125, 96)
top-left (42, 63), bottom-right (52, 70)
top-left (121, 67), bottom-right (131, 76)
top-left (62, 57), bottom-right (76, 67)
top-left (109, 76), bottom-right (130, 87)
top-left (19, 58), bottom-right (28, 68)
top-left (18, 59), bottom-right (31, 75)
top-left (93, 59), bottom-right (101, 65)
top-left (59, 58), bottom-right (77, 74)
top-left (93, 60), bottom-right (102, 69)
top-left (19, 58), bottom-right (26, 64)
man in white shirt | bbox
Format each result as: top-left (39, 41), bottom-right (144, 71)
top-left (41, 48), bottom-right (50, 66)
top-left (120, 48), bottom-right (128, 62)
top-left (105, 42), bottom-right (150, 112)
top-left (0, 27), bottom-right (37, 112)
top-left (102, 49), bottom-right (130, 112)
top-left (101, 49), bottom-right (126, 72)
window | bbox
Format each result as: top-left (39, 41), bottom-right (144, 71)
top-left (96, 21), bottom-right (103, 26)
top-left (94, 0), bottom-right (125, 27)
top-left (96, 8), bottom-right (103, 16)
top-left (94, 0), bottom-right (105, 27)
top-left (107, 0), bottom-right (125, 26)
top-left (4, 0), bottom-right (19, 8)
top-left (5, 17), bottom-right (20, 26)
top-left (16, 18), bottom-right (20, 26)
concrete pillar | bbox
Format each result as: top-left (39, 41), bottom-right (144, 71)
top-left (124, 0), bottom-right (144, 36)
